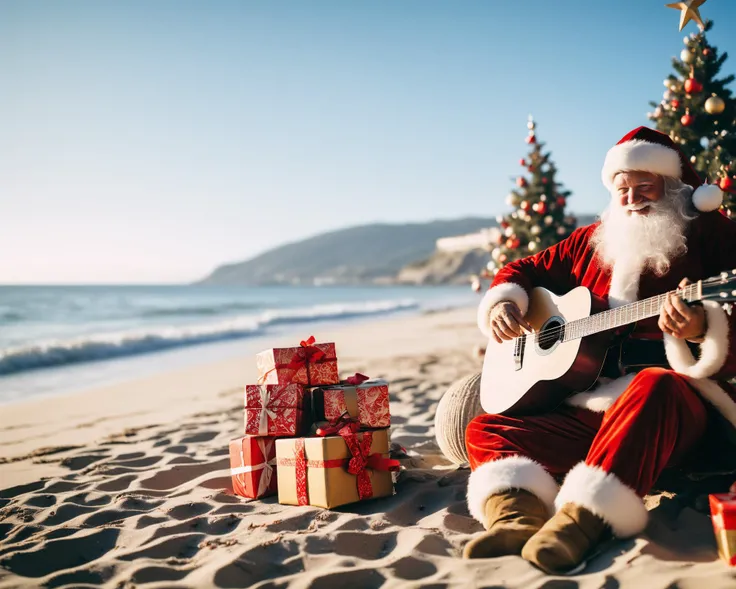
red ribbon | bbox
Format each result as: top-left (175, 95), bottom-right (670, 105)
top-left (731, 554), bottom-right (736, 566)
top-left (345, 372), bottom-right (370, 385)
top-left (338, 424), bottom-right (399, 500)
top-left (285, 424), bottom-right (399, 505)
top-left (315, 412), bottom-right (359, 437)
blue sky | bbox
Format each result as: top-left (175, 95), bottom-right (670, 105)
top-left (2, 0), bottom-right (735, 284)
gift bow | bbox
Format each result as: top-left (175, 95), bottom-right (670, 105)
top-left (285, 335), bottom-right (326, 375)
top-left (339, 425), bottom-right (399, 500)
top-left (231, 439), bottom-right (276, 497)
top-left (345, 372), bottom-right (370, 385)
top-left (315, 411), bottom-right (359, 437)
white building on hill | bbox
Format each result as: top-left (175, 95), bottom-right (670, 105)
top-left (436, 227), bottom-right (501, 253)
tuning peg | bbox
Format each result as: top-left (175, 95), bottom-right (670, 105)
top-left (723, 303), bottom-right (734, 316)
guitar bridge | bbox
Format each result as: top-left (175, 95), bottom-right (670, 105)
top-left (513, 335), bottom-right (525, 371)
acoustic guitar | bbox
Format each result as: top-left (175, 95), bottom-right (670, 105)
top-left (479, 270), bottom-right (736, 415)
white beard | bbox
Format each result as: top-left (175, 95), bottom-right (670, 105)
top-left (591, 188), bottom-right (693, 281)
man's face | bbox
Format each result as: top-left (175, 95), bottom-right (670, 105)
top-left (612, 171), bottom-right (665, 216)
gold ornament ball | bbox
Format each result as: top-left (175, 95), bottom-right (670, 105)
top-left (491, 247), bottom-right (502, 261)
top-left (680, 49), bottom-right (695, 64)
top-left (705, 95), bottom-right (726, 115)
top-left (486, 260), bottom-right (496, 272)
top-left (528, 241), bottom-right (537, 252)
top-left (506, 193), bottom-right (519, 207)
top-left (531, 225), bottom-right (541, 235)
top-left (557, 227), bottom-right (566, 236)
top-left (544, 215), bottom-right (554, 225)
top-left (690, 155), bottom-right (697, 163)
top-left (504, 226), bottom-right (514, 237)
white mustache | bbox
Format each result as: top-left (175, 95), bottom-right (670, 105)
top-left (626, 202), bottom-right (650, 212)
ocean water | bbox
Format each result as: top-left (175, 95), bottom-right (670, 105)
top-left (0, 285), bottom-right (475, 404)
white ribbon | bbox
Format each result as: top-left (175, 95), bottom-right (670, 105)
top-left (231, 438), bottom-right (276, 497)
top-left (255, 385), bottom-right (279, 435)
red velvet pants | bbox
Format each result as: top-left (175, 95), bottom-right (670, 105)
top-left (466, 368), bottom-right (709, 496)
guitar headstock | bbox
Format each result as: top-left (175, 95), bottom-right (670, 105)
top-left (700, 269), bottom-right (736, 311)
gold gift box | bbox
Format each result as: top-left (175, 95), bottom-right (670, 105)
top-left (709, 493), bottom-right (736, 566)
top-left (276, 429), bottom-right (393, 509)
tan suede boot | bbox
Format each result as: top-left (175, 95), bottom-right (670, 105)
top-left (521, 502), bottom-right (609, 574)
top-left (463, 489), bottom-right (550, 559)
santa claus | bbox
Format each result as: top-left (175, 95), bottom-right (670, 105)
top-left (465, 126), bottom-right (736, 574)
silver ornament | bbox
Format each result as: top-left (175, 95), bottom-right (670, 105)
top-left (681, 49), bottom-right (695, 63)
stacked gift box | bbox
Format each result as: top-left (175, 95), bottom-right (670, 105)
top-left (229, 336), bottom-right (398, 508)
top-left (710, 492), bottom-right (736, 567)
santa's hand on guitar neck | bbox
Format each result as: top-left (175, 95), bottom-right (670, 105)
top-left (489, 301), bottom-right (533, 344)
top-left (658, 277), bottom-right (707, 341)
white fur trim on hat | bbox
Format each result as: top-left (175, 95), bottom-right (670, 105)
top-left (477, 282), bottom-right (529, 338)
top-left (663, 300), bottom-right (730, 379)
top-left (601, 139), bottom-right (682, 189)
top-left (466, 456), bottom-right (558, 524)
top-left (692, 184), bottom-right (723, 212)
top-left (555, 462), bottom-right (648, 538)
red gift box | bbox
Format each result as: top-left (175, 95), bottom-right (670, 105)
top-left (229, 436), bottom-right (278, 499)
top-left (709, 493), bottom-right (736, 566)
top-left (244, 383), bottom-right (307, 436)
top-left (313, 375), bottom-right (390, 429)
top-left (256, 337), bottom-right (339, 387)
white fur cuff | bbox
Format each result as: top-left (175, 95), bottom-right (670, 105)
top-left (566, 373), bottom-right (637, 413)
top-left (555, 462), bottom-right (648, 538)
top-left (477, 282), bottom-right (530, 338)
top-left (466, 456), bottom-right (558, 524)
top-left (664, 300), bottom-right (730, 379)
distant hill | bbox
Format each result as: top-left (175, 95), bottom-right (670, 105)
top-left (197, 217), bottom-right (497, 285)
top-left (395, 214), bottom-right (599, 285)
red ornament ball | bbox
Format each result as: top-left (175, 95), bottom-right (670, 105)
top-left (500, 220), bottom-right (509, 229)
top-left (499, 254), bottom-right (508, 263)
top-left (542, 177), bottom-right (548, 184)
top-left (720, 176), bottom-right (734, 191)
top-left (527, 166), bottom-right (535, 173)
top-left (557, 196), bottom-right (566, 206)
top-left (525, 134), bottom-right (536, 144)
top-left (684, 77), bottom-right (703, 94)
top-left (703, 48), bottom-right (711, 57)
top-left (516, 177), bottom-right (528, 188)
top-left (536, 202), bottom-right (548, 215)
top-left (520, 200), bottom-right (531, 212)
top-left (670, 99), bottom-right (680, 109)
top-left (519, 159), bottom-right (526, 166)
top-left (681, 113), bottom-right (694, 126)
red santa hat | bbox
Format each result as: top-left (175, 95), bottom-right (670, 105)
top-left (601, 126), bottom-right (723, 212)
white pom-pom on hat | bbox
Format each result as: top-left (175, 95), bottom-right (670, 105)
top-left (692, 183), bottom-right (723, 212)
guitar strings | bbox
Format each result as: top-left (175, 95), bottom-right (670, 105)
top-left (513, 285), bottom-right (696, 347)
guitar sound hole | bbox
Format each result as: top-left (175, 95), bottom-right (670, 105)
top-left (536, 316), bottom-right (565, 354)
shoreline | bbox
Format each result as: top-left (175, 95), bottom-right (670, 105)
top-left (0, 298), bottom-right (476, 408)
top-left (0, 305), bottom-right (480, 489)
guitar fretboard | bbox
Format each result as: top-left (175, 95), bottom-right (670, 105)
top-left (559, 282), bottom-right (699, 343)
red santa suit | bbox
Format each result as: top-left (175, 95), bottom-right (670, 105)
top-left (465, 127), bottom-right (736, 539)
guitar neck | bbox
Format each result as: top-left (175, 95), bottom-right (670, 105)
top-left (561, 282), bottom-right (701, 342)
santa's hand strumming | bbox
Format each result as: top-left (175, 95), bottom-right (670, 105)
top-left (465, 126), bottom-right (736, 573)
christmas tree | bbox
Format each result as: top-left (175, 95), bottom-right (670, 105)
top-left (475, 117), bottom-right (575, 289)
top-left (648, 20), bottom-right (736, 216)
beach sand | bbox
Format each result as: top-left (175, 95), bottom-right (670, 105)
top-left (1, 307), bottom-right (734, 588)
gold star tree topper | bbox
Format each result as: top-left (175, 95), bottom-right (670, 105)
top-left (666, 0), bottom-right (708, 31)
